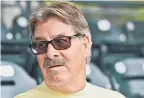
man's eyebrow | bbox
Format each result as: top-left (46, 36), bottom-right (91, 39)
top-left (55, 33), bottom-right (66, 38)
top-left (33, 37), bottom-right (47, 41)
top-left (32, 32), bottom-right (67, 41)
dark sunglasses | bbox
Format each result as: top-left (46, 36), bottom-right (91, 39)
top-left (29, 33), bottom-right (85, 55)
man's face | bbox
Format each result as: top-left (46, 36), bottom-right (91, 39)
top-left (33, 17), bottom-right (90, 87)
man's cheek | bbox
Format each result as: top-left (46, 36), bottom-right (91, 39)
top-left (37, 56), bottom-right (44, 68)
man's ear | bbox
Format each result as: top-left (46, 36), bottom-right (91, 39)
top-left (83, 35), bottom-right (91, 57)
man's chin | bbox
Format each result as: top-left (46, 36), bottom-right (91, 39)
top-left (46, 74), bottom-right (69, 86)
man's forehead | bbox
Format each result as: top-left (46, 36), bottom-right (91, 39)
top-left (32, 17), bottom-right (76, 41)
top-left (33, 28), bottom-right (75, 39)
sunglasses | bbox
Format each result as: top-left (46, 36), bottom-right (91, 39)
top-left (29, 33), bottom-right (85, 55)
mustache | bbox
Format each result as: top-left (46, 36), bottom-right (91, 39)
top-left (43, 58), bottom-right (66, 69)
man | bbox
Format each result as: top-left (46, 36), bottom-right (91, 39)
top-left (15, 1), bottom-right (126, 98)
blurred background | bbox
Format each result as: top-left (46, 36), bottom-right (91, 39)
top-left (1, 1), bottom-right (144, 98)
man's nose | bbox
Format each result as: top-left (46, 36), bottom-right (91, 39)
top-left (45, 43), bottom-right (59, 59)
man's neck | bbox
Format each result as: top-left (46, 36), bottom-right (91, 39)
top-left (46, 74), bottom-right (87, 94)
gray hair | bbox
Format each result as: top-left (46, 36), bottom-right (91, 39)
top-left (29, 1), bottom-right (92, 64)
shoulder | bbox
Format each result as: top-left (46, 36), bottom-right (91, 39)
top-left (86, 82), bottom-right (126, 98)
top-left (14, 83), bottom-right (44, 98)
top-left (14, 89), bottom-right (36, 98)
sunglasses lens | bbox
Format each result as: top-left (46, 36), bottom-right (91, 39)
top-left (52, 37), bottom-right (71, 50)
top-left (30, 42), bottom-right (47, 54)
top-left (29, 36), bottom-right (71, 55)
